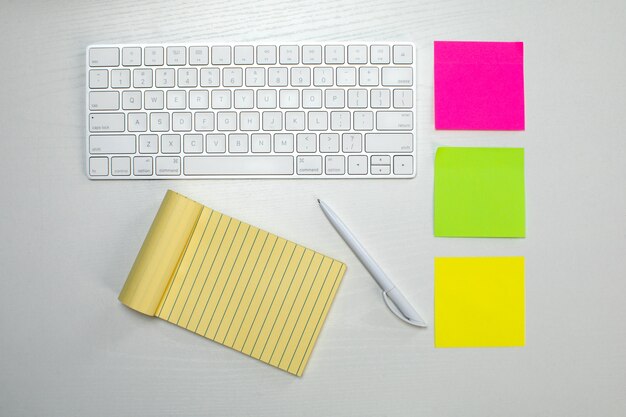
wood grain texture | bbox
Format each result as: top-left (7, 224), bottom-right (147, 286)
top-left (1, 0), bottom-right (626, 416)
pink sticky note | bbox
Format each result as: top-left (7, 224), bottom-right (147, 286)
top-left (435, 41), bottom-right (525, 130)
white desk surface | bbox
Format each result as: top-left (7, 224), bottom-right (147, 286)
top-left (1, 0), bottom-right (625, 416)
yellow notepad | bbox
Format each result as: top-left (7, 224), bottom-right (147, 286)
top-left (119, 190), bottom-right (346, 376)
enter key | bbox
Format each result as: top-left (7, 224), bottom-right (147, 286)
top-left (376, 111), bottom-right (413, 130)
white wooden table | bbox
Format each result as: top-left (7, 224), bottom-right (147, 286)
top-left (1, 0), bottom-right (625, 416)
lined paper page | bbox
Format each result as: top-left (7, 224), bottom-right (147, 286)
top-left (119, 190), bottom-right (203, 316)
top-left (155, 206), bottom-right (346, 376)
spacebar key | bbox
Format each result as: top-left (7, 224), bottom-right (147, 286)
top-left (184, 156), bottom-right (294, 175)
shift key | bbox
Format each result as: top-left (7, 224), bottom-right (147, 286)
top-left (376, 111), bottom-right (413, 130)
top-left (89, 113), bottom-right (125, 132)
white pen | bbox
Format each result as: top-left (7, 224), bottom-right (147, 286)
top-left (317, 199), bottom-right (427, 327)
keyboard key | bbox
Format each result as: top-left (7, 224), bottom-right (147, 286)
top-left (371, 155), bottom-right (391, 165)
top-left (234, 90), bottom-right (254, 109)
top-left (133, 68), bottom-right (152, 88)
top-left (251, 133), bottom-right (271, 153)
top-left (183, 134), bottom-right (203, 153)
top-left (319, 133), bottom-right (339, 153)
top-left (393, 45), bottom-right (413, 64)
top-left (184, 156), bottom-right (294, 175)
top-left (313, 67), bottom-right (333, 86)
top-left (195, 112), bottom-right (215, 131)
top-left (161, 134), bottom-right (181, 153)
top-left (212, 46), bottom-right (231, 64)
top-left (347, 45), bottom-right (367, 64)
top-left (376, 111), bottom-right (413, 130)
top-left (393, 89), bottom-right (413, 108)
top-left (172, 112), bottom-right (192, 132)
top-left (296, 133), bottom-right (316, 153)
top-left (166, 90), bottom-right (186, 109)
top-left (150, 112), bottom-right (169, 131)
top-left (89, 157), bottom-right (108, 176)
top-left (325, 89), bottom-right (345, 108)
top-left (285, 111), bottom-right (305, 130)
top-left (89, 69), bottom-right (108, 88)
top-left (89, 134), bottom-right (135, 154)
top-left (365, 133), bottom-right (413, 152)
top-left (302, 45), bottom-right (322, 64)
top-left (308, 111), bottom-right (328, 130)
top-left (211, 90), bottom-right (231, 109)
top-left (268, 67), bottom-right (288, 86)
top-left (331, 111), bottom-right (350, 130)
top-left (359, 67), bottom-right (378, 86)
top-left (223, 68), bottom-right (243, 87)
top-left (111, 156), bottom-right (131, 175)
top-left (274, 133), bottom-right (293, 152)
top-left (189, 46), bottom-right (209, 65)
top-left (381, 67), bottom-right (413, 86)
top-left (279, 89), bottom-right (299, 109)
top-left (178, 68), bottom-right (198, 87)
top-left (256, 45), bottom-right (276, 64)
top-left (189, 90), bottom-right (209, 109)
top-left (128, 112), bottom-right (147, 132)
top-left (217, 112), bottom-right (237, 131)
top-left (234, 45), bottom-right (254, 64)
top-left (156, 156), bottom-right (181, 175)
top-left (200, 68), bottom-right (220, 87)
top-left (144, 47), bottom-right (164, 66)
top-left (155, 68), bottom-right (175, 88)
top-left (347, 89), bottom-right (367, 108)
top-left (370, 89), bottom-right (391, 108)
top-left (166, 46), bottom-right (186, 65)
top-left (111, 69), bottom-right (131, 88)
top-left (336, 67), bottom-right (356, 86)
top-left (89, 113), bottom-right (125, 132)
top-left (89, 91), bottom-right (119, 111)
top-left (297, 156), bottom-right (322, 175)
top-left (279, 45), bottom-right (299, 64)
top-left (370, 45), bottom-right (390, 64)
top-left (122, 47), bottom-right (141, 66)
top-left (348, 155), bottom-right (367, 175)
top-left (303, 89), bottom-right (323, 109)
top-left (263, 111), bottom-right (283, 131)
top-left (342, 133), bottom-right (362, 153)
top-left (325, 155), bottom-right (345, 175)
top-left (229, 133), bottom-right (249, 153)
top-left (240, 112), bottom-right (260, 131)
top-left (291, 67), bottom-right (311, 86)
top-left (393, 155), bottom-right (414, 175)
top-left (245, 67), bottom-right (265, 87)
top-left (206, 134), bottom-right (226, 153)
top-left (257, 89), bottom-right (277, 108)
top-left (139, 134), bottom-right (158, 153)
top-left (353, 111), bottom-right (374, 130)
top-left (324, 45), bottom-right (345, 64)
top-left (133, 156), bottom-right (153, 175)
top-left (89, 47), bottom-right (119, 67)
top-left (371, 165), bottom-right (391, 175)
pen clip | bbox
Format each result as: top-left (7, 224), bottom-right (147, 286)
top-left (382, 290), bottom-right (426, 328)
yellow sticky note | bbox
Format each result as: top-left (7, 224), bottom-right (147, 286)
top-left (119, 190), bottom-right (347, 376)
top-left (434, 257), bottom-right (525, 347)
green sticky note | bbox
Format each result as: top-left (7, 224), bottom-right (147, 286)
top-left (434, 147), bottom-right (525, 237)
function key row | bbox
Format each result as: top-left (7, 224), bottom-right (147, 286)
top-left (89, 44), bottom-right (414, 67)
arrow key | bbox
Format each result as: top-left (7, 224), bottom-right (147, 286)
top-left (348, 155), bottom-right (368, 175)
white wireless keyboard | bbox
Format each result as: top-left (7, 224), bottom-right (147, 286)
top-left (86, 43), bottom-right (416, 179)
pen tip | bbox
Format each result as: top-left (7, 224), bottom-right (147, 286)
top-left (317, 198), bottom-right (321, 204)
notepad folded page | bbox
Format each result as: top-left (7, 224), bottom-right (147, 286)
top-left (119, 190), bottom-right (347, 376)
